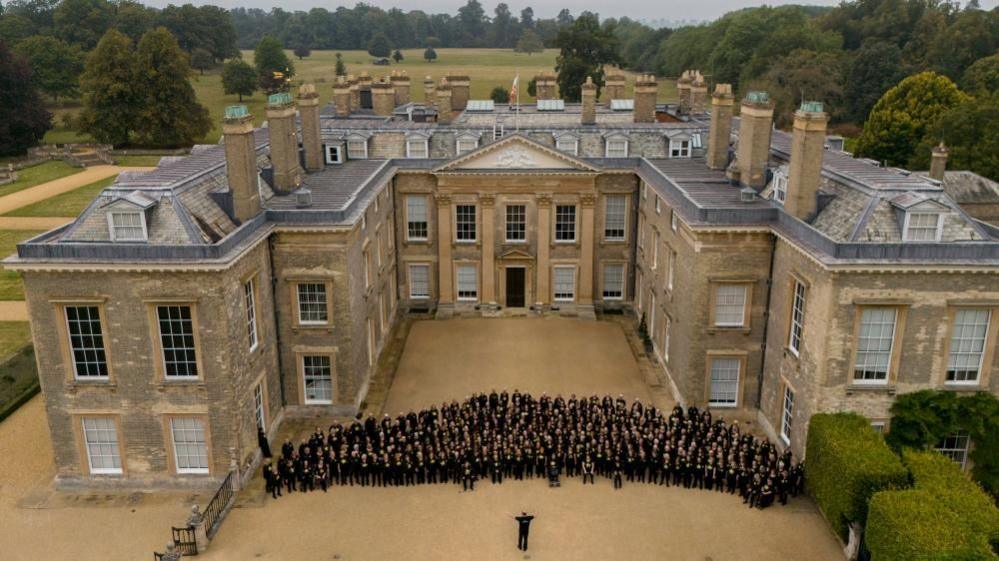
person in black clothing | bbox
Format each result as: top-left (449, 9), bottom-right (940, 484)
top-left (258, 428), bottom-right (272, 459)
top-left (514, 512), bottom-right (535, 551)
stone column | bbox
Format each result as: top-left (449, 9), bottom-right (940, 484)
top-left (581, 76), bottom-right (597, 125)
top-left (734, 91), bottom-right (774, 190)
top-left (578, 193), bottom-right (596, 308)
top-left (221, 105), bottom-right (260, 223)
top-left (265, 93), bottom-right (302, 192)
top-left (480, 194), bottom-right (496, 308)
top-left (707, 84), bottom-right (734, 170)
top-left (536, 194), bottom-right (552, 308)
top-left (297, 84), bottom-right (323, 173)
top-left (786, 101), bottom-right (828, 221)
top-left (436, 194), bottom-right (454, 315)
top-left (333, 76), bottom-right (351, 117)
top-left (188, 504), bottom-right (209, 552)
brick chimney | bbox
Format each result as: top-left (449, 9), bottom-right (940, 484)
top-left (677, 70), bottom-right (692, 113)
top-left (391, 71), bottom-right (411, 106)
top-left (535, 71), bottom-right (556, 101)
top-left (222, 105), bottom-right (260, 223)
top-left (436, 78), bottom-right (453, 125)
top-left (581, 76), bottom-right (596, 125)
top-left (734, 91), bottom-right (774, 190)
top-left (348, 74), bottom-right (360, 112)
top-left (690, 71), bottom-right (708, 113)
top-left (707, 83), bottom-right (734, 170)
top-left (930, 142), bottom-right (948, 182)
top-left (785, 101), bottom-right (828, 220)
top-left (633, 74), bottom-right (658, 123)
top-left (297, 84), bottom-right (322, 172)
top-left (372, 77), bottom-right (396, 116)
top-left (447, 75), bottom-right (470, 111)
top-left (333, 75), bottom-right (351, 117)
top-left (604, 72), bottom-right (625, 107)
top-left (266, 92), bottom-right (302, 191)
top-left (423, 76), bottom-right (435, 106)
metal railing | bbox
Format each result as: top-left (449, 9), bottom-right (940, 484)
top-left (172, 526), bottom-right (198, 555)
top-left (204, 470), bottom-right (237, 539)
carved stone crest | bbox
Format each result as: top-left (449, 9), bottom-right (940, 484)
top-left (495, 148), bottom-right (535, 168)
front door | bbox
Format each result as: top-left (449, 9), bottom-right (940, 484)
top-left (505, 267), bottom-right (525, 308)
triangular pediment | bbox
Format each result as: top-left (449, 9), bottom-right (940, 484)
top-left (500, 248), bottom-right (534, 260)
top-left (435, 134), bottom-right (599, 173)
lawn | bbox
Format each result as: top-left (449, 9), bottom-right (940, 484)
top-left (0, 230), bottom-right (44, 300)
top-left (46, 48), bottom-right (678, 144)
top-left (3, 175), bottom-right (116, 218)
top-left (113, 155), bottom-right (164, 167)
top-left (0, 161), bottom-right (82, 199)
top-left (0, 322), bottom-right (31, 360)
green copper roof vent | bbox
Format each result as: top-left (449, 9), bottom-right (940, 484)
top-left (267, 92), bottom-right (293, 107)
top-left (799, 101), bottom-right (824, 113)
top-left (224, 105), bottom-right (249, 119)
top-left (746, 91), bottom-right (770, 104)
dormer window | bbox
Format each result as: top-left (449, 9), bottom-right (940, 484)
top-left (456, 137), bottom-right (478, 155)
top-left (605, 137), bottom-right (628, 158)
top-left (903, 212), bottom-right (943, 242)
top-left (347, 138), bottom-right (368, 159)
top-left (107, 211), bottom-right (147, 242)
top-left (406, 136), bottom-right (429, 159)
top-left (555, 136), bottom-right (579, 156)
top-left (669, 138), bottom-right (691, 158)
top-left (773, 174), bottom-right (788, 205)
top-left (324, 144), bottom-right (343, 164)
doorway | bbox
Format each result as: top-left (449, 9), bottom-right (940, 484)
top-left (505, 267), bottom-right (526, 308)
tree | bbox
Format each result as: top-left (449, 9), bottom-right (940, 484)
top-left (132, 27), bottom-right (210, 147)
top-left (527, 77), bottom-right (536, 97)
top-left (293, 45), bottom-right (311, 60)
top-left (13, 35), bottom-right (84, 101)
top-left (843, 41), bottom-right (908, 122)
top-left (515, 28), bottom-right (544, 55)
top-left (78, 29), bottom-right (139, 146)
top-left (554, 12), bottom-right (621, 102)
top-left (222, 59), bottom-right (256, 102)
top-left (335, 52), bottom-right (346, 76)
top-left (855, 72), bottom-right (969, 167)
top-left (961, 54), bottom-right (999, 96)
top-left (520, 7), bottom-right (534, 28)
top-left (912, 93), bottom-right (999, 181)
top-left (0, 41), bottom-right (51, 156)
top-left (490, 86), bottom-right (509, 104)
top-left (189, 47), bottom-right (213, 75)
top-left (392, 49), bottom-right (403, 63)
top-left (52, 0), bottom-right (114, 49)
top-left (423, 46), bottom-right (437, 62)
top-left (752, 49), bottom-right (846, 127)
top-left (254, 35), bottom-right (293, 94)
top-left (367, 32), bottom-right (392, 58)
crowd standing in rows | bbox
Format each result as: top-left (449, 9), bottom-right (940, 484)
top-left (262, 390), bottom-right (804, 509)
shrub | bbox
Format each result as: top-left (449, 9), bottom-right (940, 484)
top-left (805, 413), bottom-right (909, 539)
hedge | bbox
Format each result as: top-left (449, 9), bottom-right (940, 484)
top-left (866, 489), bottom-right (995, 561)
top-left (805, 413), bottom-right (909, 539)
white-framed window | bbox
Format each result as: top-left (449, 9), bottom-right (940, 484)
top-left (82, 417), bottom-right (121, 474)
top-left (455, 204), bottom-right (476, 242)
top-left (65, 306), bottom-right (108, 379)
top-left (156, 305), bottom-right (198, 378)
top-left (903, 212), bottom-right (943, 242)
top-left (253, 383), bottom-right (265, 430)
top-left (556, 137), bottom-right (579, 156)
top-left (641, 182), bottom-right (647, 200)
top-left (604, 195), bottom-right (626, 241)
top-left (302, 355), bottom-right (333, 404)
top-left (456, 265), bottom-right (477, 301)
top-left (406, 195), bottom-right (428, 241)
top-left (709, 357), bottom-right (740, 407)
top-left (555, 204), bottom-right (576, 242)
top-left (854, 307), bottom-right (897, 385)
top-left (947, 309), bottom-right (990, 384)
top-left (244, 278), bottom-right (258, 351)
top-left (409, 264), bottom-right (430, 299)
top-left (107, 211), bottom-right (147, 242)
top-left (605, 138), bottom-right (628, 158)
top-left (637, 216), bottom-right (645, 249)
top-left (773, 174), bottom-right (788, 205)
top-left (363, 249), bottom-right (373, 289)
top-left (379, 293), bottom-right (388, 334)
top-left (714, 284), bottom-right (747, 327)
top-left (553, 266), bottom-right (576, 302)
top-left (871, 421), bottom-right (887, 435)
top-left (324, 144), bottom-right (343, 164)
top-left (667, 250), bottom-right (676, 290)
top-left (456, 137), bottom-right (478, 155)
top-left (788, 279), bottom-right (806, 355)
top-left (651, 233), bottom-right (659, 270)
top-left (347, 139), bottom-right (368, 159)
top-left (655, 196), bottom-right (661, 215)
top-left (506, 204), bottom-right (526, 242)
top-left (296, 283), bottom-right (329, 325)
top-left (648, 292), bottom-right (656, 335)
top-left (663, 316), bottom-right (671, 363)
top-left (780, 385), bottom-right (794, 444)
top-left (935, 431), bottom-right (971, 469)
top-left (603, 263), bottom-right (625, 300)
top-left (170, 417), bottom-right (209, 474)
top-left (671, 210), bottom-right (678, 232)
top-left (669, 138), bottom-right (691, 158)
top-left (406, 137), bottom-right (429, 159)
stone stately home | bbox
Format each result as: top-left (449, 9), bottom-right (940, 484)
top-left (5, 70), bottom-right (998, 488)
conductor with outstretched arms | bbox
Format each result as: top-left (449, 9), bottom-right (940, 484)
top-left (514, 511), bottom-right (535, 551)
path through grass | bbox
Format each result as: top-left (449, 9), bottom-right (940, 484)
top-left (0, 161), bottom-right (82, 199)
top-left (3, 175), bottom-right (116, 218)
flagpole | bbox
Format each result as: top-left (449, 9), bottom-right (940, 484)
top-left (515, 69), bottom-right (520, 132)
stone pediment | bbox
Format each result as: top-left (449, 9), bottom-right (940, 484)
top-left (435, 134), bottom-right (599, 173)
top-left (499, 247), bottom-right (534, 260)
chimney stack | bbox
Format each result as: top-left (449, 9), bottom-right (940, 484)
top-left (348, 74), bottom-right (360, 112)
top-left (633, 74), bottom-right (658, 123)
top-left (707, 83), bottom-right (734, 170)
top-left (690, 71), bottom-right (708, 113)
top-left (581, 76), bottom-right (596, 125)
top-left (785, 101), bottom-right (828, 220)
top-left (372, 76), bottom-right (396, 116)
top-left (930, 142), bottom-right (948, 182)
top-left (266, 92), bottom-right (302, 192)
top-left (604, 72), bottom-right (625, 107)
top-left (222, 105), bottom-right (260, 223)
top-left (334, 76), bottom-right (351, 117)
top-left (297, 84), bottom-right (322, 173)
top-left (391, 71), bottom-right (411, 106)
top-left (535, 71), bottom-right (556, 100)
top-left (734, 91), bottom-right (774, 190)
top-left (677, 70), bottom-right (692, 113)
top-left (423, 76), bottom-right (435, 106)
top-left (447, 75), bottom-right (470, 111)
top-left (436, 78), bottom-right (453, 125)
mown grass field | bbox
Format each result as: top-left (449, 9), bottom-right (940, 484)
top-left (0, 322), bottom-right (31, 359)
top-left (44, 48), bottom-right (678, 144)
top-left (0, 231), bottom-right (43, 300)
top-left (3, 175), bottom-right (115, 218)
top-left (0, 161), bottom-right (82, 199)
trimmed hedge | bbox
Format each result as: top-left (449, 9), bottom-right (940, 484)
top-left (866, 489), bottom-right (994, 561)
top-left (805, 413), bottom-right (909, 539)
